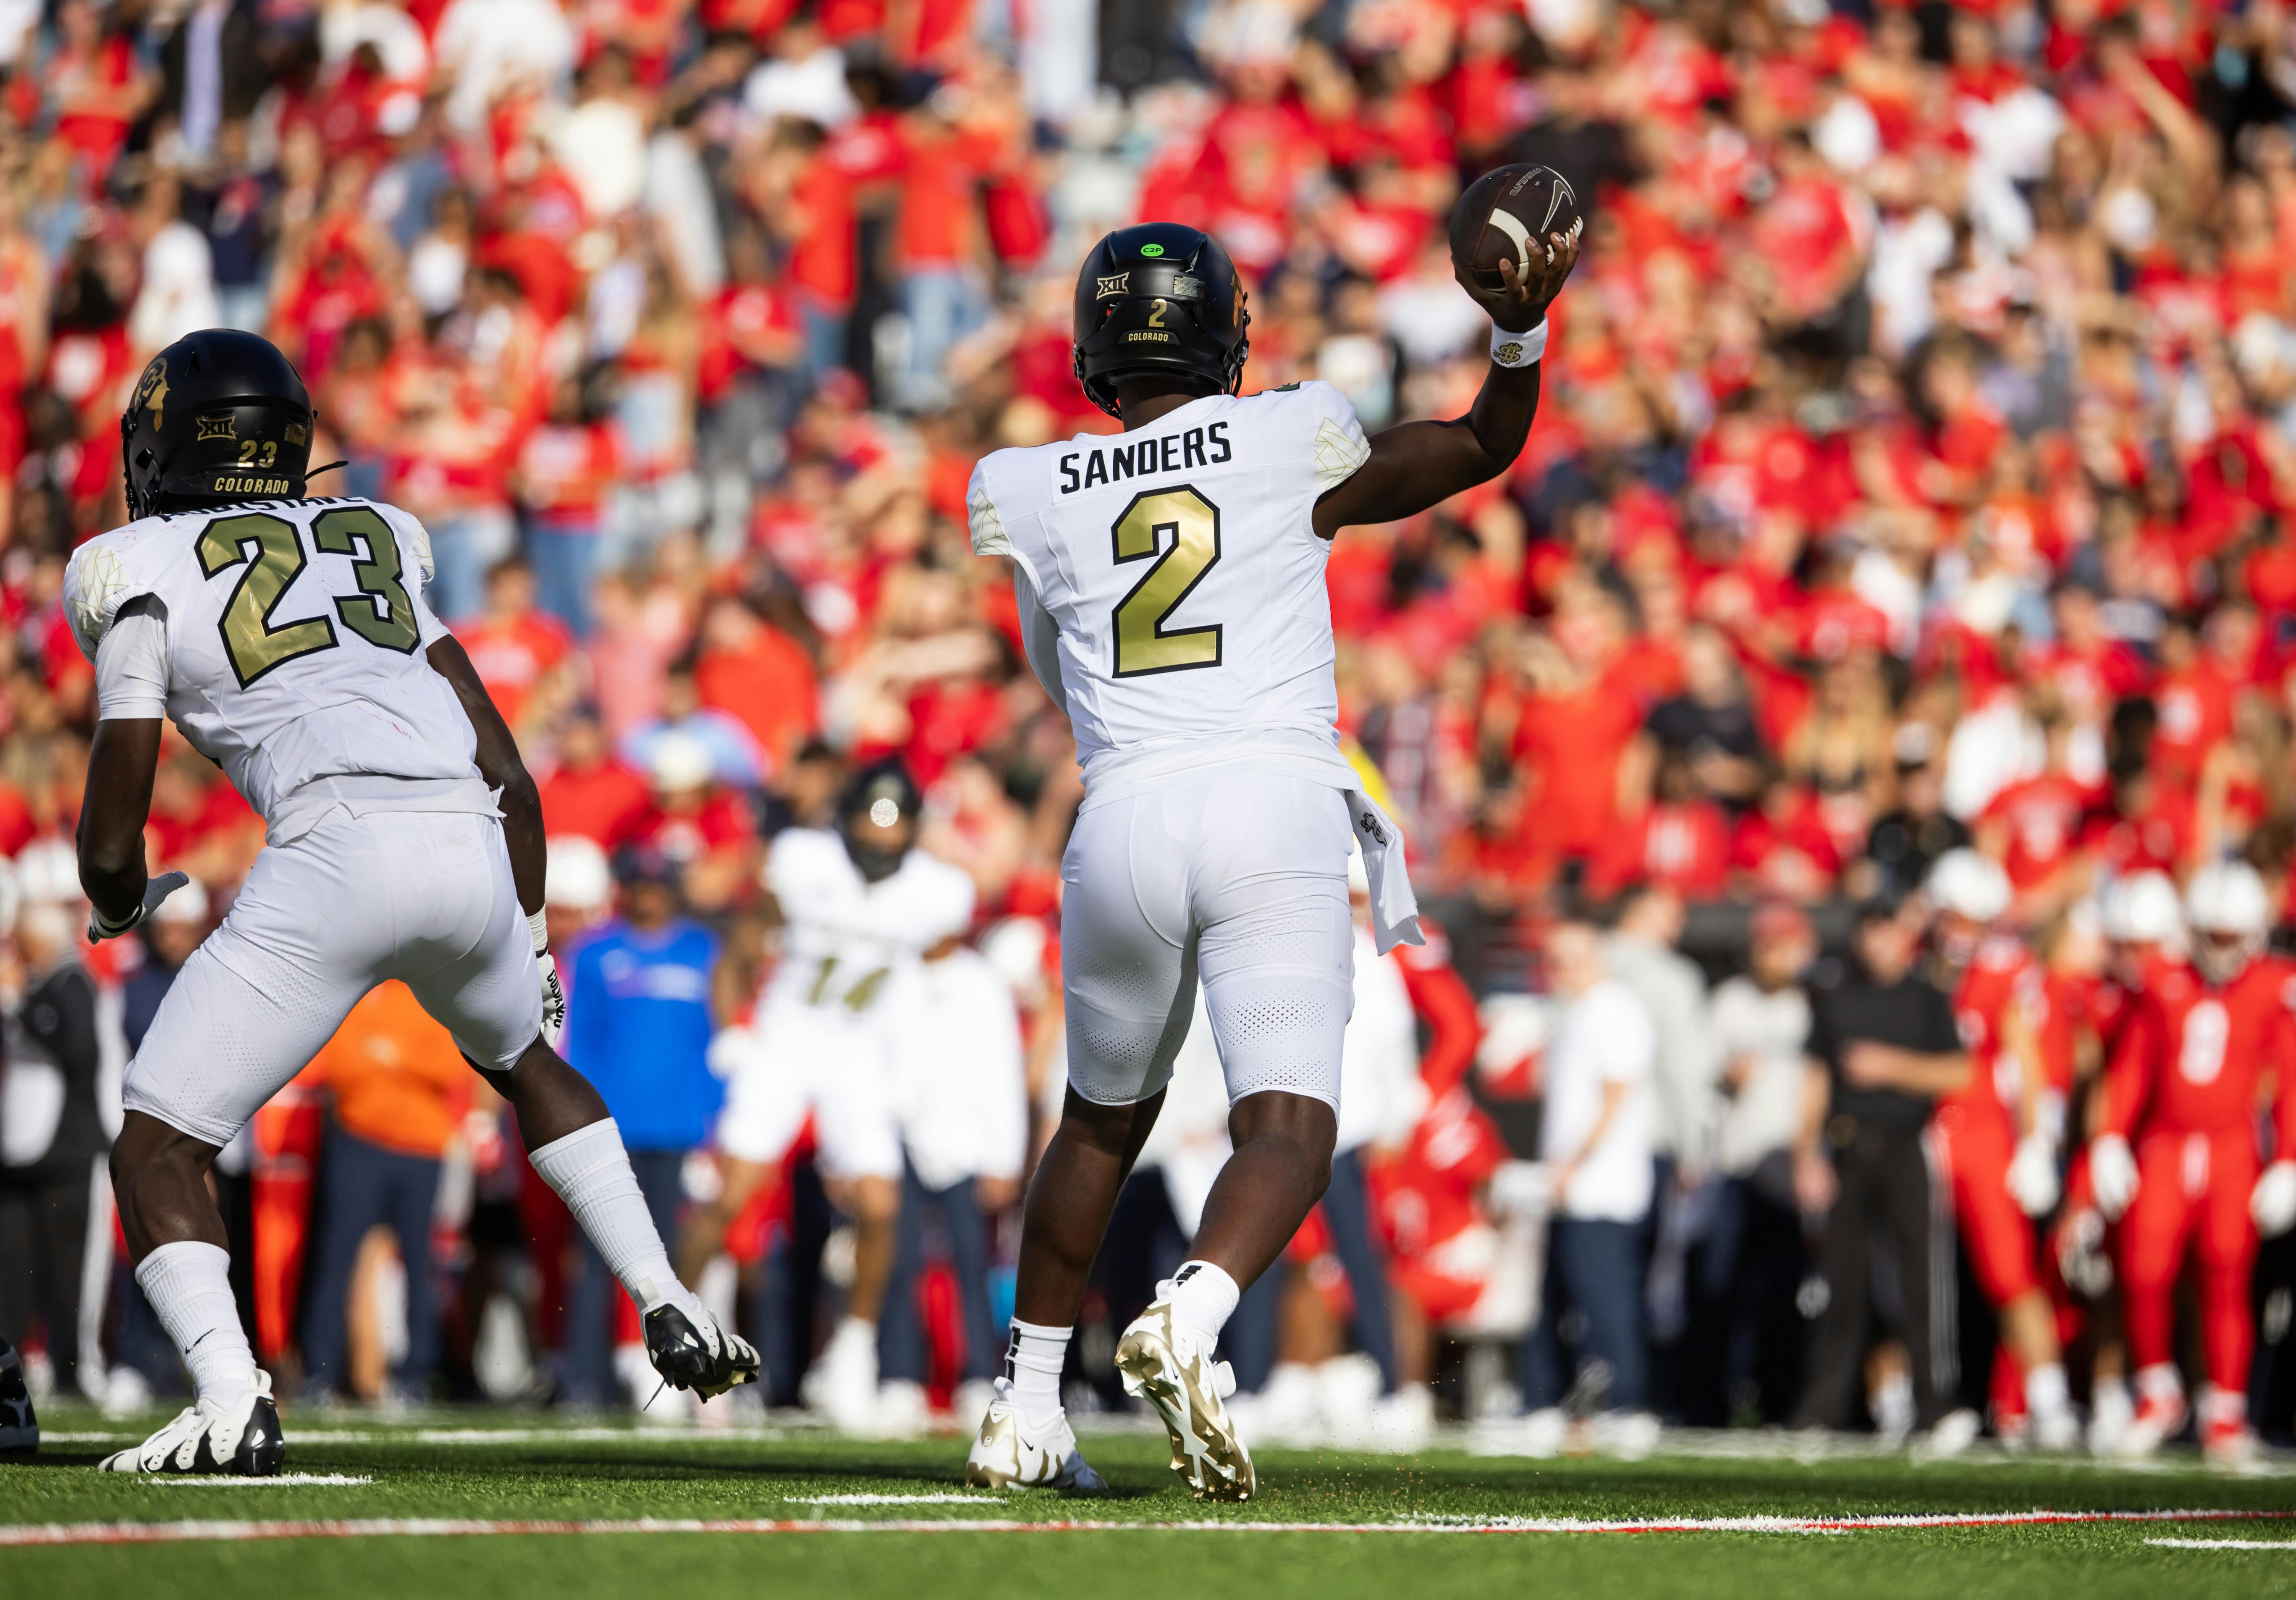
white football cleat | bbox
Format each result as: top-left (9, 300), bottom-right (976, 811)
top-left (1368, 1383), bottom-right (1437, 1454)
top-left (1228, 1361), bottom-right (1322, 1448)
top-left (802, 1316), bottom-right (881, 1432)
top-left (99, 1372), bottom-right (284, 1475)
top-left (1595, 1409), bottom-right (1661, 1460)
top-left (1922, 1407), bottom-right (1983, 1459)
top-left (962, 1377), bottom-right (1107, 1491)
top-left (949, 1377), bottom-right (996, 1434)
top-left (1315, 1355), bottom-right (1384, 1450)
top-left (1467, 1406), bottom-right (1566, 1458)
top-left (640, 1301), bottom-right (760, 1400)
top-left (2118, 1367), bottom-right (2188, 1458)
top-left (0, 1340), bottom-right (37, 1454)
top-left (2031, 1400), bottom-right (2082, 1453)
top-left (1114, 1296), bottom-right (1254, 1501)
top-left (2086, 1380), bottom-right (2134, 1455)
top-left (873, 1378), bottom-right (931, 1439)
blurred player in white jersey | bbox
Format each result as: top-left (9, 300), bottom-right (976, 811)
top-left (962, 218), bottom-right (1576, 1497)
top-left (70, 330), bottom-right (755, 1476)
top-left (677, 762), bottom-right (974, 1429)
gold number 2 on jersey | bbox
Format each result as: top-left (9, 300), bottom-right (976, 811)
top-left (1111, 486), bottom-right (1222, 677)
top-left (198, 509), bottom-right (421, 687)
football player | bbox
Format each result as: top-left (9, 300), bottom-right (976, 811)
top-left (73, 330), bottom-right (756, 1475)
top-left (677, 762), bottom-right (974, 1432)
top-left (1923, 850), bottom-right (2078, 1448)
top-left (961, 218), bottom-right (1575, 1497)
top-left (2086, 860), bottom-right (2296, 1462)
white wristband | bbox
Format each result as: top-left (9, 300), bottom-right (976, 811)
top-left (1491, 318), bottom-right (1549, 369)
top-left (527, 908), bottom-right (550, 956)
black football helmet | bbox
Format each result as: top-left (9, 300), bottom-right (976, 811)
top-left (1071, 223), bottom-right (1250, 419)
top-left (837, 759), bottom-right (923, 883)
top-left (119, 329), bottom-right (317, 519)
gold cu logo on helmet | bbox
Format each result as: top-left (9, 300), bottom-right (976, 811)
top-left (136, 359), bottom-right (169, 430)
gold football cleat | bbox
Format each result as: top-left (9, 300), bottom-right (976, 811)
top-left (964, 1377), bottom-right (1108, 1492)
top-left (1115, 1299), bottom-right (1254, 1501)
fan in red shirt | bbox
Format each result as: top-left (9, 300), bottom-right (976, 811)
top-left (453, 557), bottom-right (574, 735)
top-left (2147, 620), bottom-right (2235, 792)
top-left (1499, 601), bottom-right (1646, 860)
top-left (539, 712), bottom-right (654, 851)
top-left (694, 595), bottom-right (820, 778)
top-left (2081, 763), bottom-right (2195, 881)
top-left (1924, 849), bottom-right (2080, 1448)
top-left (1587, 756), bottom-right (1733, 903)
top-left (1974, 713), bottom-right (2097, 917)
top-left (631, 729), bottom-right (763, 914)
top-left (2086, 860), bottom-right (2296, 1464)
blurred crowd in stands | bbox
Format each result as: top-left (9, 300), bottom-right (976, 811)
top-left (4, 0), bottom-right (2296, 1454)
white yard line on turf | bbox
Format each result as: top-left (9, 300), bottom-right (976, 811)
top-left (785, 1495), bottom-right (1000, 1506)
top-left (43, 1427), bottom-right (792, 1446)
top-left (2148, 1538), bottom-right (2296, 1550)
top-left (4, 1508), bottom-right (2293, 1547)
top-left (144, 1474), bottom-right (374, 1487)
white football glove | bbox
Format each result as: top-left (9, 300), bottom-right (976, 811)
top-left (87, 871), bottom-right (191, 944)
top-left (2089, 1133), bottom-right (2139, 1222)
top-left (529, 910), bottom-right (566, 1047)
top-left (2008, 1132), bottom-right (2061, 1218)
top-left (2252, 1161), bottom-right (2296, 1238)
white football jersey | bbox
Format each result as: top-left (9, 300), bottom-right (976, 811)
top-left (967, 380), bottom-right (1369, 784)
top-left (63, 496), bottom-right (488, 838)
top-left (763, 829), bottom-right (976, 1014)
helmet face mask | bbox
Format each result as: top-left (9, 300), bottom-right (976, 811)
top-left (2193, 927), bottom-right (2261, 985)
top-left (120, 330), bottom-right (317, 520)
top-left (1071, 225), bottom-right (1251, 418)
top-left (2183, 860), bottom-right (2271, 983)
top-left (1922, 848), bottom-right (2010, 964)
top-left (837, 761), bottom-right (922, 884)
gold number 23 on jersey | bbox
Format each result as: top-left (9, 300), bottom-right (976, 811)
top-left (198, 507), bottom-right (422, 687)
top-left (1111, 486), bottom-right (1221, 678)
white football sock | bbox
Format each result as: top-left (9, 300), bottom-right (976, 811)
top-left (1164, 1260), bottom-right (1241, 1339)
top-left (1005, 1319), bottom-right (1070, 1432)
top-left (529, 1119), bottom-right (691, 1315)
top-left (136, 1241), bottom-right (257, 1404)
top-left (2198, 1385), bottom-right (2247, 1426)
top-left (2135, 1361), bottom-right (2184, 1404)
top-left (2025, 1361), bottom-right (2070, 1418)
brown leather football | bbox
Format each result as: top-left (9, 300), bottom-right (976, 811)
top-left (1449, 165), bottom-right (1583, 296)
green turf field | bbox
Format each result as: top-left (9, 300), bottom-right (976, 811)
top-left (5, 1409), bottom-right (2296, 1599)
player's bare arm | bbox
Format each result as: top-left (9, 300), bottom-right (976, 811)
top-left (1310, 195), bottom-right (1580, 540)
top-left (427, 635), bottom-right (546, 913)
top-left (77, 715), bottom-right (165, 931)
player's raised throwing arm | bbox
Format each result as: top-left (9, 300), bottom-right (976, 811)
top-left (1310, 191), bottom-right (1580, 541)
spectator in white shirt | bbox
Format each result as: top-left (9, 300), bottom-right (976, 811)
top-left (1603, 886), bottom-right (1720, 1179)
top-left (1702, 901), bottom-right (1818, 1423)
top-left (1521, 920), bottom-right (1656, 1419)
top-left (878, 941), bottom-right (1028, 1432)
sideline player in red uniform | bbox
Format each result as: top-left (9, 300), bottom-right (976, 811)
top-left (2049, 869), bottom-right (2186, 1452)
top-left (2086, 861), bottom-right (2296, 1463)
top-left (1924, 850), bottom-right (2079, 1448)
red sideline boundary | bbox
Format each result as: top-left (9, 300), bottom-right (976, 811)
top-left (2, 1508), bottom-right (2292, 1547)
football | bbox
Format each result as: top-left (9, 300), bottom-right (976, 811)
top-left (1449, 163), bottom-right (1583, 296)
